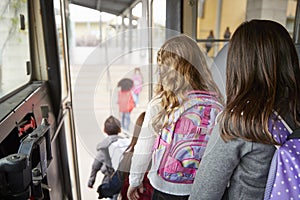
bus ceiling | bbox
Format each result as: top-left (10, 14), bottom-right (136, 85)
top-left (69, 0), bottom-right (139, 16)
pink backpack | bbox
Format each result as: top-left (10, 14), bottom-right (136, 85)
top-left (132, 74), bottom-right (143, 94)
top-left (153, 91), bottom-right (223, 184)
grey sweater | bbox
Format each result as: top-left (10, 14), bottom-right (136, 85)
top-left (189, 124), bottom-right (275, 200)
top-left (88, 135), bottom-right (121, 187)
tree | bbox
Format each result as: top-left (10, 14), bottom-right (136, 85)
top-left (0, 0), bottom-right (27, 85)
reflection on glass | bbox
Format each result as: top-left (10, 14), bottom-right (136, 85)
top-left (54, 0), bottom-right (68, 100)
top-left (0, 0), bottom-right (30, 99)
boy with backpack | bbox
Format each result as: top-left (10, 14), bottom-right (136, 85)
top-left (88, 116), bottom-right (130, 199)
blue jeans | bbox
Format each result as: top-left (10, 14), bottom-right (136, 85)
top-left (121, 112), bottom-right (130, 131)
top-left (132, 93), bottom-right (139, 105)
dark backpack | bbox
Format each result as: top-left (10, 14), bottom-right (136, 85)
top-left (97, 151), bottom-right (132, 199)
top-left (97, 170), bottom-right (124, 199)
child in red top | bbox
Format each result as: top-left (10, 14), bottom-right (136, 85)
top-left (117, 79), bottom-right (135, 131)
top-left (118, 90), bottom-right (135, 113)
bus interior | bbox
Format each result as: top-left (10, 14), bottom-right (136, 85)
top-left (0, 0), bottom-right (299, 199)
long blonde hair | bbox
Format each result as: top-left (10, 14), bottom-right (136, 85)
top-left (152, 35), bottom-right (223, 132)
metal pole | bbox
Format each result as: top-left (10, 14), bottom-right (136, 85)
top-left (214, 0), bottom-right (222, 57)
top-left (59, 0), bottom-right (81, 199)
top-left (129, 8), bottom-right (133, 52)
top-left (148, 0), bottom-right (153, 101)
top-left (293, 0), bottom-right (300, 43)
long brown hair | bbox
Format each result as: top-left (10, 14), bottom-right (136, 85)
top-left (126, 112), bottom-right (145, 152)
top-left (153, 35), bottom-right (223, 132)
top-left (221, 20), bottom-right (300, 144)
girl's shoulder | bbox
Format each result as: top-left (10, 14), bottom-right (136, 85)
top-left (148, 95), bottom-right (162, 106)
top-left (96, 135), bottom-right (120, 150)
top-left (187, 90), bottom-right (223, 107)
top-left (187, 90), bottom-right (219, 97)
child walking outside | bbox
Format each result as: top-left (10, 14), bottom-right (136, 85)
top-left (117, 78), bottom-right (135, 132)
top-left (87, 116), bottom-right (130, 199)
top-left (127, 35), bottom-right (223, 200)
top-left (132, 68), bottom-right (143, 106)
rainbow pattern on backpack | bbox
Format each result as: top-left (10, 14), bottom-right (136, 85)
top-left (153, 91), bottom-right (223, 184)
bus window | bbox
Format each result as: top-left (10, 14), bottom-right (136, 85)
top-left (54, 0), bottom-right (68, 100)
top-left (0, 0), bottom-right (30, 99)
top-left (196, 0), bottom-right (296, 57)
top-left (153, 0), bottom-right (166, 44)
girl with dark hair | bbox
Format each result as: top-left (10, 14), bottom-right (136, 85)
top-left (189, 20), bottom-right (300, 200)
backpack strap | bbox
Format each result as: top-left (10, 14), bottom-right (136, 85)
top-left (279, 113), bottom-right (300, 140)
top-left (153, 135), bottom-right (168, 149)
top-left (200, 106), bottom-right (211, 128)
top-left (264, 150), bottom-right (278, 200)
top-left (287, 128), bottom-right (300, 140)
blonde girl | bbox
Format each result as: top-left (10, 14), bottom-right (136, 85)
top-left (127, 35), bottom-right (223, 200)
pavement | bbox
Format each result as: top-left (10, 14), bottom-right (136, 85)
top-left (70, 45), bottom-right (150, 199)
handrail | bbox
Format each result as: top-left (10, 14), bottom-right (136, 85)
top-left (293, 0), bottom-right (300, 43)
top-left (196, 38), bottom-right (230, 43)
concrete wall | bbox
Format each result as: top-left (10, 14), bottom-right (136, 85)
top-left (246, 0), bottom-right (288, 26)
